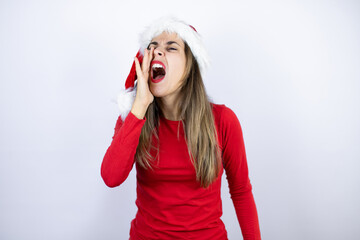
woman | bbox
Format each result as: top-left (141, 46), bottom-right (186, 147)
top-left (101, 16), bottom-right (261, 240)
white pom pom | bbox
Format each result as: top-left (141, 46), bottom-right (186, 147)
top-left (117, 82), bottom-right (137, 121)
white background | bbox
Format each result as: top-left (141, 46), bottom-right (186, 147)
top-left (0, 0), bottom-right (359, 239)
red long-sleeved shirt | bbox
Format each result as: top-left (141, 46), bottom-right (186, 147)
top-left (101, 103), bottom-right (261, 239)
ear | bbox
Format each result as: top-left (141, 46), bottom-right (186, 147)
top-left (117, 81), bottom-right (137, 122)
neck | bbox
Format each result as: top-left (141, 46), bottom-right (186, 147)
top-left (158, 96), bottom-right (182, 121)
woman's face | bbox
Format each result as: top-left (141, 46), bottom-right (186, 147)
top-left (147, 31), bottom-right (186, 100)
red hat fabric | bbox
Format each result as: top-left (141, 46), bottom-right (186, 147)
top-left (125, 50), bottom-right (143, 90)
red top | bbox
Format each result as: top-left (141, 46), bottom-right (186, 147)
top-left (101, 103), bottom-right (261, 240)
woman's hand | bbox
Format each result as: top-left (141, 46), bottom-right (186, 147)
top-left (134, 47), bottom-right (155, 107)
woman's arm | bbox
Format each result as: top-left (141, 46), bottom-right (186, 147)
top-left (220, 106), bottom-right (261, 240)
top-left (101, 111), bottom-right (146, 188)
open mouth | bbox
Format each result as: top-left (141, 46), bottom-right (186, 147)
top-left (151, 61), bottom-right (166, 81)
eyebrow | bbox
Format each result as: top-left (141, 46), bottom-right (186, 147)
top-left (147, 41), bottom-right (181, 48)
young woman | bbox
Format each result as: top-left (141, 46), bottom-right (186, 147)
top-left (101, 16), bottom-right (261, 240)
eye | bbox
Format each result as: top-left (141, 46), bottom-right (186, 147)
top-left (168, 47), bottom-right (177, 51)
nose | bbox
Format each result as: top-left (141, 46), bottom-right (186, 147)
top-left (154, 47), bottom-right (164, 56)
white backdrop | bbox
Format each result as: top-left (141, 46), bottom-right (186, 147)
top-left (0, 0), bottom-right (359, 239)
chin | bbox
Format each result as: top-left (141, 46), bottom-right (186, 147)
top-left (149, 88), bottom-right (165, 98)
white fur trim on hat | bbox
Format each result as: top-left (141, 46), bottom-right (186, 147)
top-left (117, 81), bottom-right (137, 121)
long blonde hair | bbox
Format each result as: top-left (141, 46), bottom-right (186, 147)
top-left (135, 42), bottom-right (222, 189)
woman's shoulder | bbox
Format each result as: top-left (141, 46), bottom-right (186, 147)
top-left (210, 102), bottom-right (225, 115)
top-left (210, 102), bottom-right (242, 150)
top-left (210, 102), bottom-right (238, 123)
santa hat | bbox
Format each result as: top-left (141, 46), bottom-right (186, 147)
top-left (117, 16), bottom-right (210, 121)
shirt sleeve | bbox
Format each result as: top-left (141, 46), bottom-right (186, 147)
top-left (220, 106), bottom-right (261, 240)
top-left (101, 111), bottom-right (147, 188)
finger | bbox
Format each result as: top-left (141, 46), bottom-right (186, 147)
top-left (134, 57), bottom-right (142, 78)
top-left (143, 47), bottom-right (153, 74)
top-left (148, 47), bottom-right (154, 68)
top-left (142, 48), bottom-right (149, 72)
